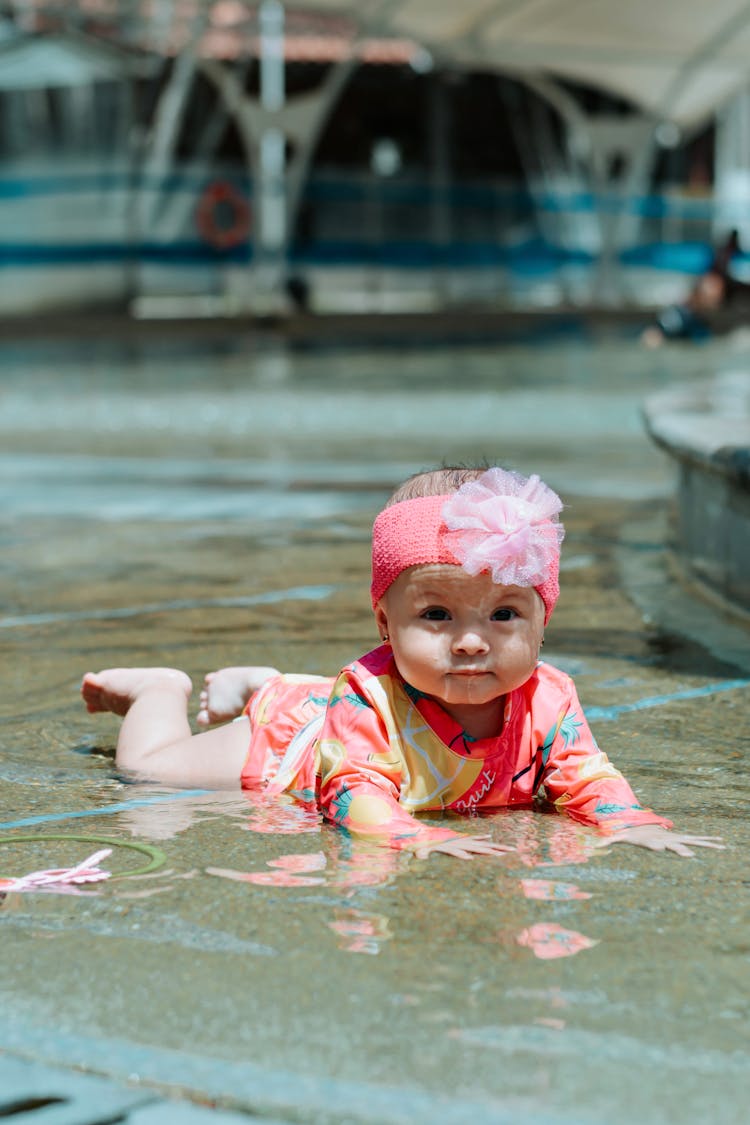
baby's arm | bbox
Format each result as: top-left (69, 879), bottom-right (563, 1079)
top-left (197, 666), bottom-right (280, 726)
top-left (539, 681), bottom-right (723, 857)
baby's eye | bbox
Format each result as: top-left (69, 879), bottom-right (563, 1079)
top-left (421, 607), bottom-right (451, 621)
top-left (491, 607), bottom-right (517, 621)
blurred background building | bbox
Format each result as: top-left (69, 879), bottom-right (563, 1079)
top-left (2, 0), bottom-right (750, 316)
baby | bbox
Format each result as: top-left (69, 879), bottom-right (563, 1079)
top-left (82, 466), bottom-right (721, 859)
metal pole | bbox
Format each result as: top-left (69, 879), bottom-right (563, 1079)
top-left (257, 0), bottom-right (287, 300)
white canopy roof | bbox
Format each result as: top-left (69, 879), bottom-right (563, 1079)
top-left (5, 2), bottom-right (750, 127)
top-left (291, 0), bottom-right (750, 128)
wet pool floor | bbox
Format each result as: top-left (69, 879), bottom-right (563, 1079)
top-left (0, 328), bottom-right (749, 1123)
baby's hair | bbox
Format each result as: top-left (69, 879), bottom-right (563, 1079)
top-left (384, 464), bottom-right (490, 507)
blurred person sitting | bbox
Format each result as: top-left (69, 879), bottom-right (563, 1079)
top-left (642, 229), bottom-right (750, 347)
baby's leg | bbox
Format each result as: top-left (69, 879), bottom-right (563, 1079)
top-left (81, 668), bottom-right (249, 787)
top-left (196, 665), bottom-right (279, 726)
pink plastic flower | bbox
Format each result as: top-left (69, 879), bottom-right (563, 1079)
top-left (0, 849), bottom-right (112, 893)
top-left (441, 468), bottom-right (564, 588)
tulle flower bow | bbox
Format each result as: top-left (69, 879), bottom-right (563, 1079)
top-left (441, 468), bottom-right (564, 587)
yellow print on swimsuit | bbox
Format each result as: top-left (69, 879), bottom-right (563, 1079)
top-left (365, 669), bottom-right (484, 812)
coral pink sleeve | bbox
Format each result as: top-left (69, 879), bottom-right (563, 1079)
top-left (538, 680), bottom-right (672, 834)
top-left (316, 667), bottom-right (459, 850)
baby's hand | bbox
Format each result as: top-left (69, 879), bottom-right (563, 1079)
top-left (414, 834), bottom-right (516, 861)
top-left (594, 825), bottom-right (724, 857)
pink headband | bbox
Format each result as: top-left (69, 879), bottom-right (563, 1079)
top-left (371, 468), bottom-right (564, 624)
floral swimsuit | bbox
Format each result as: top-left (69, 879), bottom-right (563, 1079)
top-left (241, 644), bottom-right (671, 849)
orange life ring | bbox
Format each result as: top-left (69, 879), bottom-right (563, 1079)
top-left (196, 181), bottom-right (251, 250)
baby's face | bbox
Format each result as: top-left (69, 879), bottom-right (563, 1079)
top-left (375, 564), bottom-right (545, 737)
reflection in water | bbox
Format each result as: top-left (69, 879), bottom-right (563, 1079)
top-left (328, 908), bottom-right (393, 955)
top-left (505, 985), bottom-right (609, 1008)
top-left (115, 867), bottom-right (199, 900)
top-left (116, 791), bottom-right (254, 841)
top-left (242, 791), bottom-right (322, 836)
top-left (206, 865), bottom-right (326, 888)
top-left (516, 923), bottom-right (600, 960)
top-left (206, 822), bottom-right (402, 953)
top-left (206, 833), bottom-right (402, 896)
top-left (269, 852), bottom-right (327, 872)
top-left (109, 789), bottom-right (323, 842)
top-left (208, 851), bottom-right (327, 887)
top-left (326, 837), bottom-right (402, 891)
top-left (1, 885), bottom-right (101, 901)
top-left (200, 804), bottom-right (609, 961)
top-left (519, 879), bottom-right (592, 900)
top-left (499, 810), bottom-right (601, 867)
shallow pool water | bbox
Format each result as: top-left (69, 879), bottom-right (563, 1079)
top-left (0, 328), bottom-right (748, 1123)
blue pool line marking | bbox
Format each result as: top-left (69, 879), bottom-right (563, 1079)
top-left (1, 679), bottom-right (747, 832)
top-left (0, 790), bottom-right (212, 831)
top-left (0, 584), bottom-right (336, 629)
top-left (586, 678), bottom-right (749, 721)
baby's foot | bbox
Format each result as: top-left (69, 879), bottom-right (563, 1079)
top-left (81, 668), bottom-right (192, 716)
top-left (196, 666), bottom-right (279, 726)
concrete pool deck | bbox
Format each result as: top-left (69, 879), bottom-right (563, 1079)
top-left (643, 369), bottom-right (750, 616)
top-left (1, 332), bottom-right (749, 1124)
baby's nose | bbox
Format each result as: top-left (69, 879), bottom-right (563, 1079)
top-left (453, 629), bottom-right (489, 654)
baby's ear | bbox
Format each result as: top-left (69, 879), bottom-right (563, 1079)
top-left (373, 602), bottom-right (389, 639)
